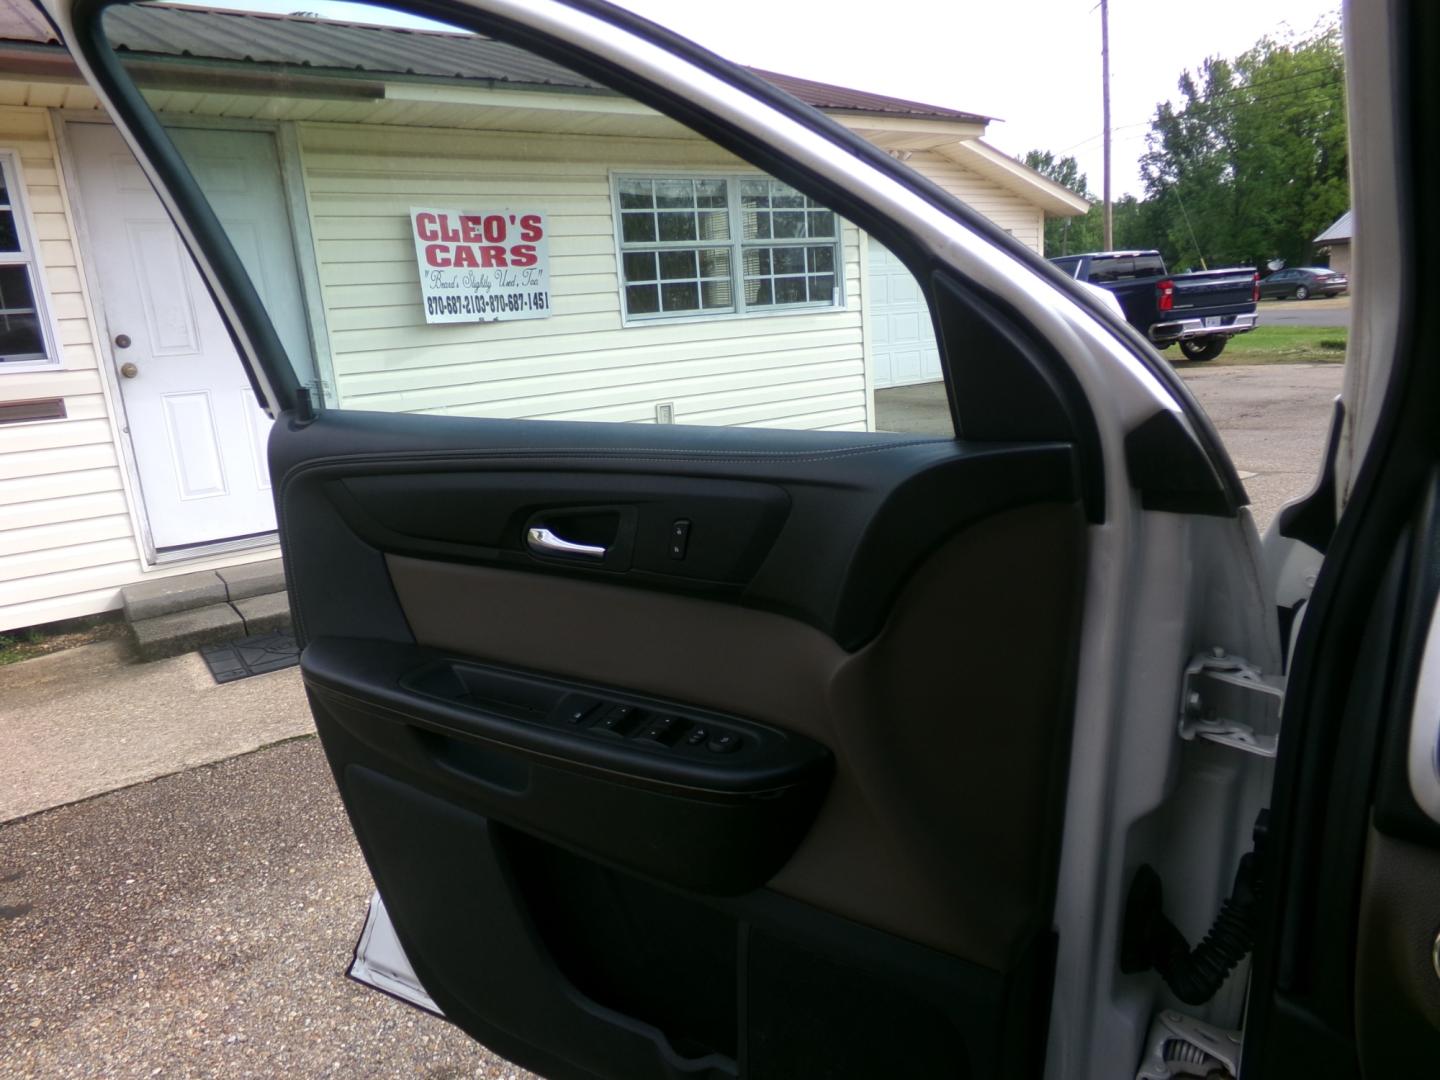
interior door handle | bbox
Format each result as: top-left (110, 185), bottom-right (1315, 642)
top-left (527, 526), bottom-right (606, 560)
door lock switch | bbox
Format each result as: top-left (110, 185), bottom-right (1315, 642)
top-left (668, 519), bottom-right (691, 560)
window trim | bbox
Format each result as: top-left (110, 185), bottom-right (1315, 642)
top-left (0, 150), bottom-right (61, 374)
top-left (610, 169), bottom-right (846, 327)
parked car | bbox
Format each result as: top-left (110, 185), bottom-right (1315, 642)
top-left (43, 0), bottom-right (1440, 1077)
top-left (1259, 266), bottom-right (1350, 299)
top-left (1050, 250), bottom-right (1258, 361)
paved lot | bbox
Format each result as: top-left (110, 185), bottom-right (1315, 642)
top-left (0, 739), bottom-right (531, 1080)
top-left (877, 361), bottom-right (1344, 532)
top-left (1256, 296), bottom-right (1349, 327)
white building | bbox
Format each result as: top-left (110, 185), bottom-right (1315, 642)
top-left (0, 1), bottom-right (1087, 631)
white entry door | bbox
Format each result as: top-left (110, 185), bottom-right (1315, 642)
top-left (69, 123), bottom-right (310, 551)
top-left (867, 239), bottom-right (941, 389)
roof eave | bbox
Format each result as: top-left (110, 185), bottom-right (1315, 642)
top-left (939, 139), bottom-right (1091, 217)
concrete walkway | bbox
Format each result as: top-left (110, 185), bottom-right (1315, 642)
top-left (0, 640), bottom-right (310, 823)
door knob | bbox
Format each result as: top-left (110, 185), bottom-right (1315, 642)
top-left (114, 333), bottom-right (131, 349)
top-left (119, 362), bottom-right (139, 379)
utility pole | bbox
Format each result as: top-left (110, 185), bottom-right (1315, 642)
top-left (1101, 0), bottom-right (1113, 249)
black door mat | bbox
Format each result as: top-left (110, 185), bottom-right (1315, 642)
top-left (200, 632), bottom-right (300, 683)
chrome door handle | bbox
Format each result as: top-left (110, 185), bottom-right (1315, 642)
top-left (527, 526), bottom-right (606, 560)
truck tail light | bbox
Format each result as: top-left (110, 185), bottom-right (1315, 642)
top-left (1252, 273), bottom-right (1260, 302)
top-left (1157, 279), bottom-right (1174, 312)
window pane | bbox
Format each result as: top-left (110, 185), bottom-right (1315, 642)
top-left (772, 211), bottom-right (805, 239)
top-left (618, 179), bottom-right (654, 209)
top-left (774, 247), bottom-right (806, 273)
top-left (808, 274), bottom-right (835, 301)
top-left (774, 277), bottom-right (807, 304)
top-left (657, 212), bottom-right (697, 242)
top-left (747, 279), bottom-right (773, 306)
top-left (622, 212), bottom-right (656, 243)
top-left (625, 283), bottom-right (660, 315)
top-left (695, 179), bottom-right (727, 208)
top-left (807, 210), bottom-right (836, 238)
top-left (659, 250), bottom-right (697, 279)
top-left (744, 211), bottom-right (771, 240)
top-left (660, 281), bottom-right (699, 311)
top-left (744, 248), bottom-right (771, 276)
top-left (698, 248), bottom-right (731, 277)
top-left (622, 251), bottom-right (656, 282)
top-left (655, 179), bottom-right (693, 208)
top-left (697, 210), bottom-right (729, 241)
top-left (701, 279), bottom-right (733, 308)
top-left (0, 209), bottom-right (18, 253)
top-left (808, 246), bottom-right (835, 273)
top-left (772, 186), bottom-right (804, 209)
top-left (0, 265), bottom-right (44, 360)
top-left (740, 179), bottom-right (769, 207)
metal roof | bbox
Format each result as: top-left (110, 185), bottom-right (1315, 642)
top-left (0, 1), bottom-right (989, 123)
top-left (1314, 210), bottom-right (1352, 244)
top-left (737, 68), bottom-right (987, 123)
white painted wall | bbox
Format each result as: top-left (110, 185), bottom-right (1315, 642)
top-left (905, 150), bottom-right (1045, 253)
top-left (298, 122), bottom-right (869, 431)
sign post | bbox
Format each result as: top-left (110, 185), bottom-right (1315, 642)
top-left (410, 207), bottom-right (552, 324)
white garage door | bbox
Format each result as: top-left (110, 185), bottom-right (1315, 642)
top-left (867, 240), bottom-right (941, 389)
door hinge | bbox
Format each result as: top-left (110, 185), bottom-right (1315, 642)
top-left (1135, 1010), bottom-right (1240, 1080)
top-left (1179, 648), bottom-right (1284, 758)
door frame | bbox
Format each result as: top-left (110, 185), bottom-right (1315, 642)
top-left (53, 110), bottom-right (333, 565)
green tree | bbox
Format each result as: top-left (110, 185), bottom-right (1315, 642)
top-left (1139, 21), bottom-right (1348, 271)
top-left (1023, 149), bottom-right (1102, 256)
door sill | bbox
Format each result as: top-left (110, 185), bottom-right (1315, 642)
top-left (151, 530), bottom-right (279, 566)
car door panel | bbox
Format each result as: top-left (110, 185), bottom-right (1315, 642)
top-left (53, 0), bottom-right (1285, 1075)
top-left (266, 408), bottom-right (1086, 1075)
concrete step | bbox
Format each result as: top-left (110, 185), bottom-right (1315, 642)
top-left (120, 558), bottom-right (286, 621)
top-left (124, 557), bottom-right (292, 662)
top-left (129, 590), bottom-right (294, 663)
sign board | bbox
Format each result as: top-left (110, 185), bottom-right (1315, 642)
top-left (410, 208), bottom-right (551, 324)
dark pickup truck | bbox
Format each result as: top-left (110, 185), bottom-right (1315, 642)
top-left (1050, 250), bottom-right (1259, 361)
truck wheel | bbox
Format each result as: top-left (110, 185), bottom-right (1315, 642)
top-left (1179, 336), bottom-right (1227, 362)
top-left (1294, 284), bottom-right (1311, 300)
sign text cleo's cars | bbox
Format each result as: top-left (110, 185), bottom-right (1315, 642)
top-left (410, 208), bottom-right (552, 324)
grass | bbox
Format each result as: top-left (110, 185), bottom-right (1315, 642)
top-left (0, 614), bottom-right (124, 666)
top-left (1171, 324), bottom-right (1349, 367)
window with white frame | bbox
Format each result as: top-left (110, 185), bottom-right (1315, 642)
top-left (0, 153), bottom-right (54, 369)
top-left (615, 175), bottom-right (840, 321)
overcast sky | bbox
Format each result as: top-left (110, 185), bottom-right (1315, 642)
top-left (212, 0), bottom-right (1343, 196)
